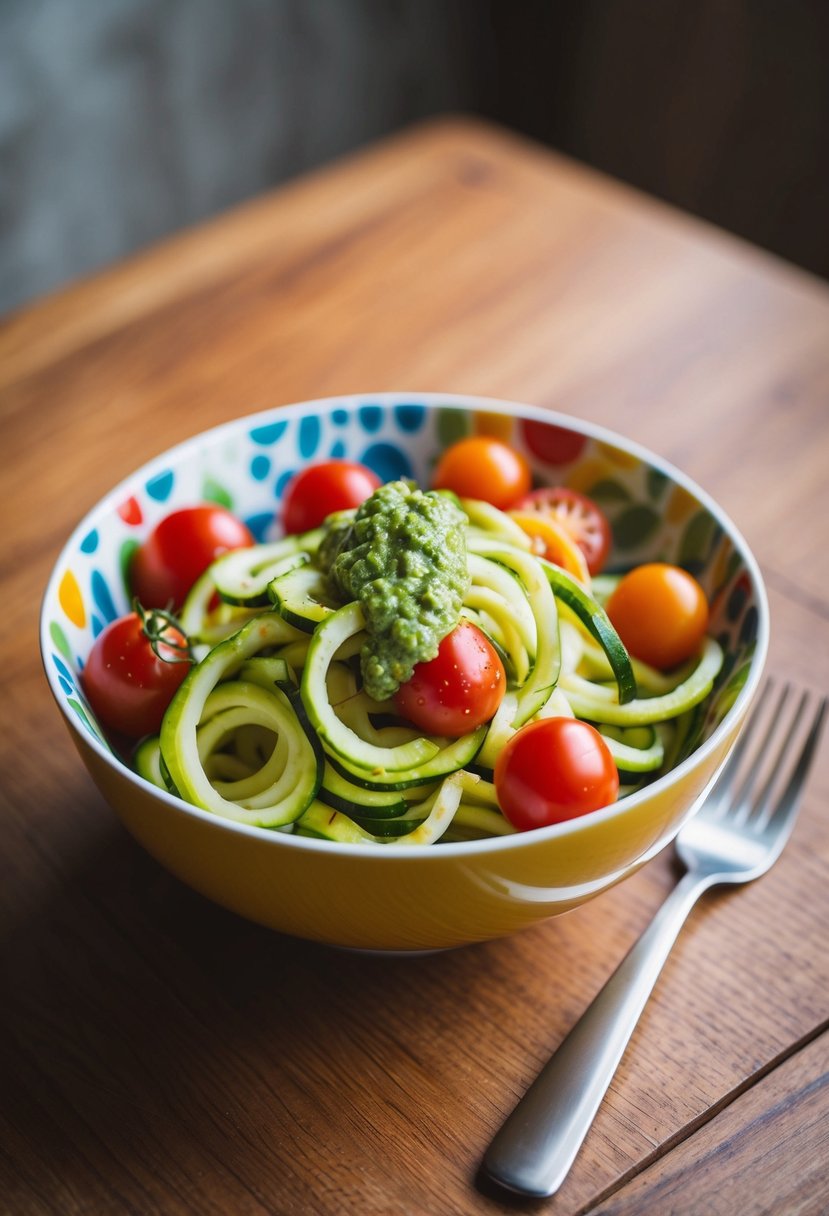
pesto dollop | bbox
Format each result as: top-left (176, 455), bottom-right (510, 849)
top-left (320, 480), bottom-right (469, 700)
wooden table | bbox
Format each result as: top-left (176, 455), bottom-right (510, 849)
top-left (2, 118), bottom-right (828, 1215)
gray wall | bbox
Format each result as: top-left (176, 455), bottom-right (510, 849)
top-left (2, 0), bottom-right (828, 316)
top-left (0, 0), bottom-right (484, 313)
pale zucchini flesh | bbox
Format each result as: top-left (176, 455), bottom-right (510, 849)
top-left (301, 602), bottom-right (442, 772)
top-left (160, 612), bottom-right (321, 826)
top-left (562, 638), bottom-right (723, 726)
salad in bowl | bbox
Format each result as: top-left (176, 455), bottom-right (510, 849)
top-left (41, 395), bottom-right (767, 950)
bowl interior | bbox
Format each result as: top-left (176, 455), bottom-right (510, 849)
top-left (42, 394), bottom-right (766, 798)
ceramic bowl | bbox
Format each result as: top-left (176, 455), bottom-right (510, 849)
top-left (41, 394), bottom-right (768, 951)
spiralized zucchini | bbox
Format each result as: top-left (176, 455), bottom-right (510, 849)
top-left (144, 497), bottom-right (723, 844)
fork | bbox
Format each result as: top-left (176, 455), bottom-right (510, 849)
top-left (483, 679), bottom-right (827, 1199)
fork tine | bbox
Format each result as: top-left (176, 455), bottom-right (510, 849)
top-left (742, 687), bottom-right (808, 827)
top-left (702, 679), bottom-right (778, 818)
top-left (760, 694), bottom-right (827, 844)
top-left (727, 681), bottom-right (791, 822)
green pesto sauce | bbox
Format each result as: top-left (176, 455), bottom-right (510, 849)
top-left (319, 480), bottom-right (469, 701)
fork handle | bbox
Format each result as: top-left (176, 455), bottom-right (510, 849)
top-left (483, 869), bottom-right (718, 1198)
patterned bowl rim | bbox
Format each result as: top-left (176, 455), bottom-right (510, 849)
top-left (40, 392), bottom-right (770, 857)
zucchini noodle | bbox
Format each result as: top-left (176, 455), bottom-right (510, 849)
top-left (142, 495), bottom-right (724, 844)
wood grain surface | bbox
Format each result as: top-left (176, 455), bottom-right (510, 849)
top-left (2, 117), bottom-right (828, 1216)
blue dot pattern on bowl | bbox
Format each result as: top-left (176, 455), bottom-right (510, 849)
top-left (250, 421), bottom-right (288, 445)
top-left (52, 653), bottom-right (75, 696)
top-left (360, 442), bottom-right (413, 482)
top-left (146, 470), bottom-right (175, 501)
top-left (251, 454), bottom-right (271, 481)
top-left (298, 415), bottom-right (321, 458)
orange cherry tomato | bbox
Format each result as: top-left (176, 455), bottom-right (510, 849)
top-left (605, 563), bottom-right (709, 670)
top-left (432, 437), bottom-right (531, 510)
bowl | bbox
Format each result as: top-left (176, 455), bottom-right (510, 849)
top-left (40, 394), bottom-right (768, 951)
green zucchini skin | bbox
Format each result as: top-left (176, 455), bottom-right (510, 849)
top-left (297, 771), bottom-right (479, 846)
top-left (318, 763), bottom-right (428, 818)
top-left (538, 558), bottom-right (637, 705)
top-left (294, 801), bottom-right (376, 844)
top-left (133, 735), bottom-right (166, 790)
top-left (321, 728), bottom-right (487, 791)
top-left (211, 532), bottom-right (322, 606)
top-left (562, 638), bottom-right (723, 726)
top-left (268, 562), bottom-right (338, 632)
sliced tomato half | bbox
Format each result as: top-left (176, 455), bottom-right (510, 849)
top-left (512, 487), bottom-right (612, 576)
top-left (508, 510), bottom-right (591, 584)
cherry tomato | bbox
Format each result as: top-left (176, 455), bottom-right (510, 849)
top-left (605, 563), bottom-right (709, 670)
top-left (494, 717), bottom-right (619, 830)
top-left (512, 487), bottom-right (612, 575)
top-left (395, 620), bottom-right (506, 737)
top-left (82, 609), bottom-right (191, 739)
top-left (431, 437), bottom-right (531, 510)
top-left (281, 460), bottom-right (381, 534)
top-left (508, 510), bottom-right (591, 583)
top-left (131, 505), bottom-right (254, 610)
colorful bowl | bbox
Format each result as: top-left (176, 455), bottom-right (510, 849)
top-left (40, 394), bottom-right (768, 951)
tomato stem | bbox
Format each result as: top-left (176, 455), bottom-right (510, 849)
top-left (133, 599), bottom-right (193, 664)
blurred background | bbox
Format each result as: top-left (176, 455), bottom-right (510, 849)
top-left (2, 0), bottom-right (828, 316)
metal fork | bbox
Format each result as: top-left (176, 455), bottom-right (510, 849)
top-left (483, 679), bottom-right (827, 1199)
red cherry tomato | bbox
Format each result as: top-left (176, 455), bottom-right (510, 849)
top-left (512, 487), bottom-right (612, 575)
top-left (131, 505), bottom-right (254, 610)
top-left (494, 717), bottom-right (619, 831)
top-left (395, 620), bottom-right (506, 737)
top-left (82, 609), bottom-right (191, 739)
top-left (605, 563), bottom-right (709, 670)
top-left (431, 437), bottom-right (531, 509)
top-left (281, 460), bottom-right (381, 534)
